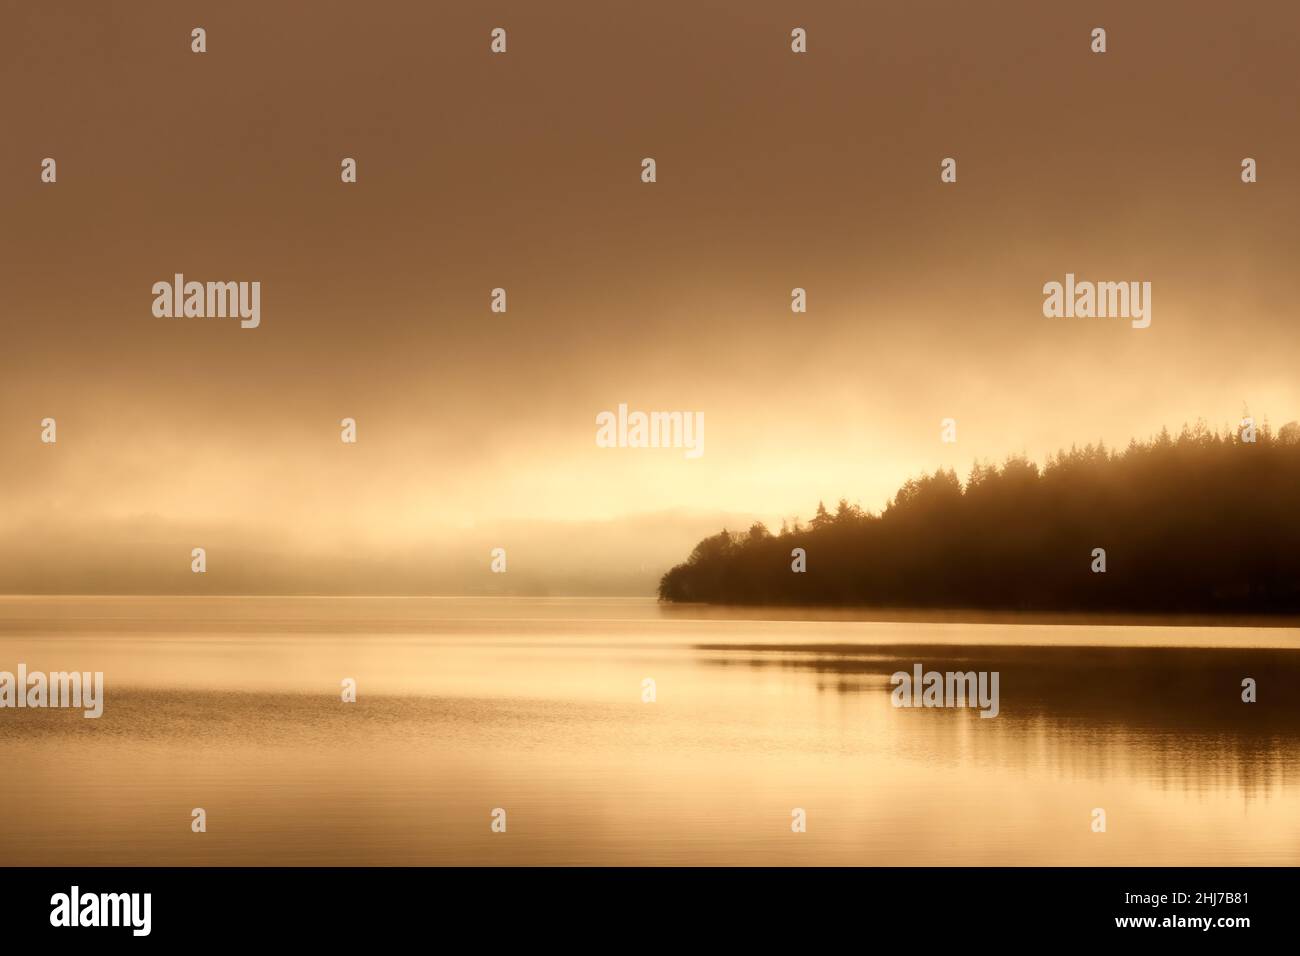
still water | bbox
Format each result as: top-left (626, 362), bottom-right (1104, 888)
top-left (1, 596), bottom-right (1297, 865)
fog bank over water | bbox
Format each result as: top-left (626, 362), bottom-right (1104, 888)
top-left (0, 510), bottom-right (758, 596)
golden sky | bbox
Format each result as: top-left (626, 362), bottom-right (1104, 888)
top-left (2, 1), bottom-right (1297, 592)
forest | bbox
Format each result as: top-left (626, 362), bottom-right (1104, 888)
top-left (658, 421), bottom-right (1300, 613)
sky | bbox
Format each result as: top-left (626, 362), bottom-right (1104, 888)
top-left (2, 1), bottom-right (1298, 593)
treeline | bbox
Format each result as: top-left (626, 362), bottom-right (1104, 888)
top-left (658, 421), bottom-right (1300, 613)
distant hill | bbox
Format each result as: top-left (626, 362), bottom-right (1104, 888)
top-left (658, 421), bottom-right (1300, 614)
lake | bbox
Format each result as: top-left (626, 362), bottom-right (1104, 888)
top-left (1, 596), bottom-right (1297, 865)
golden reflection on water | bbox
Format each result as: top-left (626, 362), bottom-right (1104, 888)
top-left (1, 597), bottom-right (1297, 865)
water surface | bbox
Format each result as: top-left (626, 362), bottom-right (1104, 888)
top-left (1, 596), bottom-right (1296, 865)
